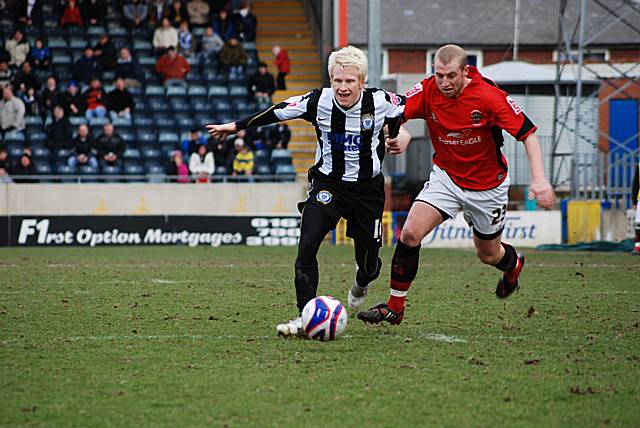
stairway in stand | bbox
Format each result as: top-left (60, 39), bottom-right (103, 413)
top-left (252, 0), bottom-right (321, 177)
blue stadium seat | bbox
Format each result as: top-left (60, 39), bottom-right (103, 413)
top-left (89, 117), bottom-right (109, 126)
top-left (146, 165), bottom-right (166, 183)
top-left (133, 116), bottom-right (154, 130)
top-left (232, 99), bottom-right (253, 115)
top-left (120, 130), bottom-right (136, 146)
top-left (55, 149), bottom-right (73, 163)
top-left (25, 115), bottom-right (43, 127)
top-left (191, 100), bottom-right (212, 114)
top-left (207, 86), bottom-right (228, 98)
top-left (187, 85), bottom-right (207, 99)
top-left (186, 71), bottom-right (203, 85)
top-left (275, 164), bottom-right (297, 182)
top-left (102, 71), bottom-right (116, 82)
top-left (158, 132), bottom-right (179, 145)
top-left (271, 149), bottom-right (293, 168)
top-left (28, 132), bottom-right (47, 147)
top-left (166, 86), bottom-right (187, 97)
top-left (48, 37), bottom-right (68, 49)
top-left (155, 117), bottom-right (176, 129)
top-left (255, 164), bottom-right (272, 182)
top-left (56, 164), bottom-right (76, 182)
top-left (4, 131), bottom-right (25, 143)
top-left (7, 144), bottom-right (24, 159)
top-left (136, 130), bottom-right (157, 145)
top-left (36, 163), bottom-right (53, 175)
top-left (123, 148), bottom-right (141, 160)
top-left (169, 99), bottom-right (190, 113)
top-left (141, 147), bottom-right (161, 162)
top-left (177, 117), bottom-right (195, 132)
top-left (149, 100), bottom-right (169, 113)
top-left (203, 71), bottom-right (225, 85)
top-left (145, 85), bottom-right (165, 97)
top-left (69, 37), bottom-right (87, 49)
top-left (212, 99), bottom-right (232, 114)
top-left (124, 164), bottom-right (145, 182)
top-left (229, 86), bottom-right (248, 97)
top-left (69, 116), bottom-right (88, 126)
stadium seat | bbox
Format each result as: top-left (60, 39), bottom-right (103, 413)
top-left (187, 85), bottom-right (207, 99)
top-left (145, 85), bottom-right (165, 97)
top-left (254, 164), bottom-right (273, 182)
top-left (232, 99), bottom-right (253, 115)
top-left (68, 37), bottom-right (87, 49)
top-left (25, 115), bottom-right (43, 127)
top-left (36, 163), bottom-right (53, 175)
top-left (28, 132), bottom-right (47, 147)
top-left (155, 117), bottom-right (176, 129)
top-left (208, 86), bottom-right (228, 97)
top-left (141, 147), bottom-right (161, 162)
top-left (186, 71), bottom-right (203, 85)
top-left (191, 100), bottom-right (212, 114)
top-left (212, 100), bottom-right (232, 114)
top-left (55, 148), bottom-right (73, 163)
top-left (89, 117), bottom-right (109, 126)
top-left (56, 164), bottom-right (76, 182)
top-left (177, 117), bottom-right (195, 132)
top-left (275, 164), bottom-right (297, 182)
top-left (79, 164), bottom-right (99, 182)
top-left (146, 164), bottom-right (166, 183)
top-left (203, 71), bottom-right (225, 85)
top-left (133, 116), bottom-right (154, 130)
top-left (48, 37), bottom-right (68, 49)
top-left (169, 99), bottom-right (190, 113)
top-left (69, 117), bottom-right (88, 126)
top-left (4, 131), bottom-right (25, 143)
top-left (123, 148), bottom-right (141, 161)
top-left (7, 144), bottom-right (24, 158)
top-left (229, 86), bottom-right (248, 97)
top-left (166, 86), bottom-right (187, 97)
top-left (158, 132), bottom-right (180, 145)
top-left (149, 100), bottom-right (170, 113)
top-left (124, 164), bottom-right (145, 182)
top-left (136, 130), bottom-right (157, 145)
top-left (271, 149), bottom-right (293, 169)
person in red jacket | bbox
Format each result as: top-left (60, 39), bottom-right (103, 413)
top-left (272, 45), bottom-right (290, 90)
top-left (60, 0), bottom-right (83, 27)
top-left (154, 46), bottom-right (190, 86)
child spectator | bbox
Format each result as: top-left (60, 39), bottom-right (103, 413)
top-left (0, 60), bottom-right (13, 88)
top-left (68, 123), bottom-right (98, 168)
top-left (83, 77), bottom-right (107, 121)
top-left (60, 0), bottom-right (83, 27)
top-left (61, 80), bottom-right (86, 117)
top-left (166, 150), bottom-right (190, 182)
top-left (115, 47), bottom-right (142, 88)
top-left (189, 142), bottom-right (214, 182)
top-left (177, 21), bottom-right (193, 57)
top-left (123, 0), bottom-right (148, 29)
top-left (248, 62), bottom-right (275, 105)
top-left (46, 105), bottom-right (73, 151)
top-left (107, 78), bottom-right (134, 122)
top-left (5, 29), bottom-right (30, 68)
top-left (186, 0), bottom-right (208, 27)
top-left (93, 34), bottom-right (117, 72)
top-left (96, 123), bottom-right (125, 168)
top-left (28, 38), bottom-right (51, 71)
top-left (168, 0), bottom-right (189, 27)
top-left (272, 45), bottom-right (290, 90)
top-left (73, 47), bottom-right (101, 84)
top-left (17, 85), bottom-right (39, 116)
top-left (201, 26), bottom-right (224, 60)
top-left (153, 17), bottom-right (178, 56)
top-left (232, 138), bottom-right (253, 176)
top-left (81, 0), bottom-right (107, 26)
top-left (155, 46), bottom-right (190, 86)
top-left (212, 8), bottom-right (235, 41)
top-left (0, 86), bottom-right (25, 137)
top-left (219, 37), bottom-right (246, 75)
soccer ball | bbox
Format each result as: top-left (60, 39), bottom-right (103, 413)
top-left (301, 296), bottom-right (348, 341)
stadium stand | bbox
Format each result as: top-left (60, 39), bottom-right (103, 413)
top-left (0, 0), bottom-right (295, 183)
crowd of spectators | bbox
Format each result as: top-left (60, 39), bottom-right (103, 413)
top-left (0, 0), bottom-right (297, 183)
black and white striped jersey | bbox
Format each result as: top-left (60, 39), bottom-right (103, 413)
top-left (236, 87), bottom-right (405, 182)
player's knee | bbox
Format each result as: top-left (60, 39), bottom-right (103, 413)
top-left (476, 248), bottom-right (500, 265)
top-left (400, 227), bottom-right (422, 247)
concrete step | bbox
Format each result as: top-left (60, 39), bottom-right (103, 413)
top-left (257, 28), bottom-right (311, 37)
top-left (258, 15), bottom-right (306, 22)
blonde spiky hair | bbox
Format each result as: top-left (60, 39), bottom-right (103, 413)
top-left (327, 45), bottom-right (368, 82)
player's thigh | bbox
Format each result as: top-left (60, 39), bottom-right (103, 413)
top-left (635, 204), bottom-right (640, 224)
top-left (401, 201), bottom-right (446, 246)
top-left (462, 179), bottom-right (510, 239)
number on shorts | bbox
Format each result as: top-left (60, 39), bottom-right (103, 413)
top-left (491, 204), bottom-right (507, 226)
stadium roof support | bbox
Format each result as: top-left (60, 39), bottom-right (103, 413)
top-left (552, 0), bottom-right (640, 197)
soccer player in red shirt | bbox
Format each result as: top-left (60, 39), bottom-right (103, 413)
top-left (358, 44), bottom-right (556, 325)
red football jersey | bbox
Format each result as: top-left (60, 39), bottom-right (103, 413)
top-left (403, 66), bottom-right (537, 190)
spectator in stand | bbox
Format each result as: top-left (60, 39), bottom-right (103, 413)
top-left (211, 136), bottom-right (231, 173)
top-left (61, 80), bottom-right (86, 117)
top-left (147, 0), bottom-right (169, 28)
top-left (272, 45), bottom-right (290, 90)
top-left (177, 21), bottom-right (193, 57)
top-left (248, 62), bottom-right (275, 105)
top-left (153, 17), bottom-right (178, 56)
top-left (186, 0), bottom-right (208, 27)
top-left (16, 85), bottom-right (39, 115)
top-left (123, 0), bottom-right (148, 29)
top-left (189, 142), bottom-right (214, 182)
top-left (59, 0), bottom-right (83, 27)
top-left (46, 105), bottom-right (73, 151)
top-left (168, 0), bottom-right (189, 27)
top-left (272, 122), bottom-right (291, 149)
top-left (83, 77), bottom-right (107, 121)
top-left (68, 123), bottom-right (98, 168)
top-left (107, 77), bottom-right (134, 122)
top-left (201, 26), bottom-right (224, 61)
top-left (10, 152), bottom-right (37, 183)
top-left (219, 37), bottom-right (246, 75)
top-left (81, 0), bottom-right (107, 26)
top-left (73, 47), bottom-right (101, 84)
top-left (234, 0), bottom-right (256, 42)
top-left (15, 0), bottom-right (44, 27)
top-left (39, 76), bottom-right (64, 118)
top-left (28, 38), bottom-right (51, 71)
top-left (0, 86), bottom-right (25, 137)
top-left (5, 29), bottom-right (30, 68)
top-left (93, 34), bottom-right (117, 72)
top-left (181, 128), bottom-right (207, 155)
top-left (209, 0), bottom-right (227, 15)
top-left (12, 61), bottom-right (40, 93)
top-left (96, 122), bottom-right (125, 168)
top-left (0, 60), bottom-right (13, 88)
top-left (166, 150), bottom-right (190, 182)
top-left (232, 138), bottom-right (253, 176)
top-left (115, 47), bottom-right (142, 88)
top-left (155, 46), bottom-right (190, 86)
top-left (0, 148), bottom-right (12, 183)
top-left (212, 8), bottom-right (235, 41)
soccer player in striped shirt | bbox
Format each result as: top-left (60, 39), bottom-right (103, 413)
top-left (358, 44), bottom-right (556, 325)
top-left (207, 46), bottom-right (410, 337)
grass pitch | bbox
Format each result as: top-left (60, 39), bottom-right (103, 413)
top-left (1, 246), bottom-right (639, 427)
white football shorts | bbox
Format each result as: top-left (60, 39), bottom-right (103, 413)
top-left (415, 165), bottom-right (510, 239)
top-left (635, 202), bottom-right (640, 224)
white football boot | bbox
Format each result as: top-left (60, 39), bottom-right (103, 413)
top-left (276, 316), bottom-right (305, 338)
top-left (348, 282), bottom-right (368, 309)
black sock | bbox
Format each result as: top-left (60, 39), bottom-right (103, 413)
top-left (495, 243), bottom-right (517, 272)
top-left (295, 262), bottom-right (318, 313)
top-left (390, 240), bottom-right (421, 283)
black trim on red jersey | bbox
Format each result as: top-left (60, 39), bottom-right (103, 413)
top-left (491, 126), bottom-right (509, 177)
top-left (481, 76), bottom-right (499, 88)
top-left (515, 113), bottom-right (536, 141)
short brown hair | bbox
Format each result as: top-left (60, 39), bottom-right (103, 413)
top-left (434, 44), bottom-right (467, 69)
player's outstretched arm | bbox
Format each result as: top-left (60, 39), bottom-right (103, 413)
top-left (206, 122), bottom-right (237, 140)
top-left (522, 132), bottom-right (556, 209)
top-left (385, 125), bottom-right (412, 155)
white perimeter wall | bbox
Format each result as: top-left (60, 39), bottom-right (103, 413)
top-left (0, 183), bottom-right (307, 215)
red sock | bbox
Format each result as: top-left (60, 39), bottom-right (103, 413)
top-left (388, 279), bottom-right (411, 313)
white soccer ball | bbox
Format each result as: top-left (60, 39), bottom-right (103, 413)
top-left (301, 296), bottom-right (348, 341)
